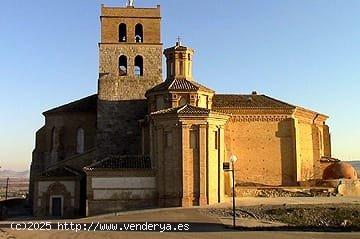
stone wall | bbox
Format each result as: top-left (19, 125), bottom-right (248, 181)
top-left (96, 99), bottom-right (147, 160)
top-left (98, 45), bottom-right (163, 100)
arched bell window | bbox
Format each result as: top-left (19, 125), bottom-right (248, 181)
top-left (119, 23), bottom-right (127, 42)
top-left (119, 55), bottom-right (128, 76)
top-left (134, 55), bottom-right (144, 76)
top-left (135, 23), bottom-right (143, 43)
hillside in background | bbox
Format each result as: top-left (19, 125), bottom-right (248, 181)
top-left (0, 170), bottom-right (29, 179)
top-left (0, 170), bottom-right (29, 200)
top-left (348, 161), bottom-right (360, 175)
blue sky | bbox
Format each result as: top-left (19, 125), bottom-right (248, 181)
top-left (0, 0), bottom-right (359, 171)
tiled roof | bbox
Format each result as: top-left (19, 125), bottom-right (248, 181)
top-left (85, 155), bottom-right (152, 170)
top-left (151, 104), bottom-right (211, 115)
top-left (43, 94), bottom-right (97, 115)
top-left (170, 78), bottom-right (199, 90)
top-left (164, 45), bottom-right (189, 52)
top-left (146, 78), bottom-right (214, 95)
top-left (212, 94), bottom-right (295, 109)
top-left (40, 166), bottom-right (83, 177)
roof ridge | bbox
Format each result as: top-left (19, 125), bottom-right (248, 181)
top-left (43, 94), bottom-right (97, 115)
top-left (176, 104), bottom-right (189, 113)
top-left (84, 157), bottom-right (110, 170)
top-left (260, 94), bottom-right (295, 107)
top-left (212, 94), bottom-right (296, 109)
top-left (168, 78), bottom-right (178, 89)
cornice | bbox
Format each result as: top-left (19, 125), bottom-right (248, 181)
top-left (229, 114), bottom-right (292, 123)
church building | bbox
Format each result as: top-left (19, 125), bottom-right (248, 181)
top-left (30, 2), bottom-right (333, 217)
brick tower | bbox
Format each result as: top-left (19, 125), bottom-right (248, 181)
top-left (97, 3), bottom-right (163, 160)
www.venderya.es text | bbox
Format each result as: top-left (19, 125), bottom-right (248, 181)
top-left (10, 222), bottom-right (190, 232)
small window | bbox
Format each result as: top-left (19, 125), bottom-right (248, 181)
top-left (134, 55), bottom-right (143, 76)
top-left (119, 55), bottom-right (127, 76)
top-left (180, 61), bottom-right (184, 75)
top-left (190, 130), bottom-right (198, 149)
top-left (165, 131), bottom-right (172, 147)
top-left (170, 62), bottom-right (174, 76)
top-left (119, 23), bottom-right (127, 42)
top-left (76, 128), bottom-right (85, 154)
top-left (135, 23), bottom-right (143, 43)
top-left (214, 131), bottom-right (218, 150)
top-left (51, 127), bottom-right (56, 150)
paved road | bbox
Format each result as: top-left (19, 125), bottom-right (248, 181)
top-left (3, 229), bottom-right (360, 239)
top-left (2, 197), bottom-right (360, 239)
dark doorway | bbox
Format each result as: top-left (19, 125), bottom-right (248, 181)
top-left (51, 197), bottom-right (62, 217)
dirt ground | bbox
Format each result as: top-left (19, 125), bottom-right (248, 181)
top-left (201, 203), bottom-right (360, 229)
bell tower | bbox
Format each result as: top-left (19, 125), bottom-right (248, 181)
top-left (97, 3), bottom-right (163, 160)
top-left (98, 3), bottom-right (163, 100)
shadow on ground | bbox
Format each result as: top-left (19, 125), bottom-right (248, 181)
top-left (233, 225), bottom-right (360, 232)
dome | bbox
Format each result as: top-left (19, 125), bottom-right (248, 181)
top-left (323, 162), bottom-right (358, 180)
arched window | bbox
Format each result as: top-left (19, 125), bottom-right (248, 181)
top-left (51, 127), bottom-right (56, 150)
top-left (135, 24), bottom-right (143, 43)
top-left (134, 55), bottom-right (143, 76)
top-left (119, 55), bottom-right (127, 76)
top-left (76, 128), bottom-right (85, 154)
top-left (119, 23), bottom-right (127, 42)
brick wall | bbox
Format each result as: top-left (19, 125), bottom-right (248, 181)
top-left (224, 114), bottom-right (297, 186)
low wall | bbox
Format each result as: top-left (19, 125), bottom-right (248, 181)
top-left (336, 179), bottom-right (360, 197)
top-left (235, 186), bottom-right (336, 197)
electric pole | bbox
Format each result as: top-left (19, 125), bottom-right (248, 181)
top-left (5, 177), bottom-right (9, 200)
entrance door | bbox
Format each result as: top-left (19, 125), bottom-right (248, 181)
top-left (51, 197), bottom-right (62, 217)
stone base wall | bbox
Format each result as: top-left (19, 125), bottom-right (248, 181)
top-left (86, 170), bottom-right (157, 216)
top-left (98, 44), bottom-right (163, 101)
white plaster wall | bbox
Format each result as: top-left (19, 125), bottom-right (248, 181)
top-left (92, 177), bottom-right (156, 189)
top-left (93, 189), bottom-right (157, 200)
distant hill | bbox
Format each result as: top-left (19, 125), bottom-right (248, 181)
top-left (0, 170), bottom-right (29, 178)
top-left (348, 161), bottom-right (360, 175)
